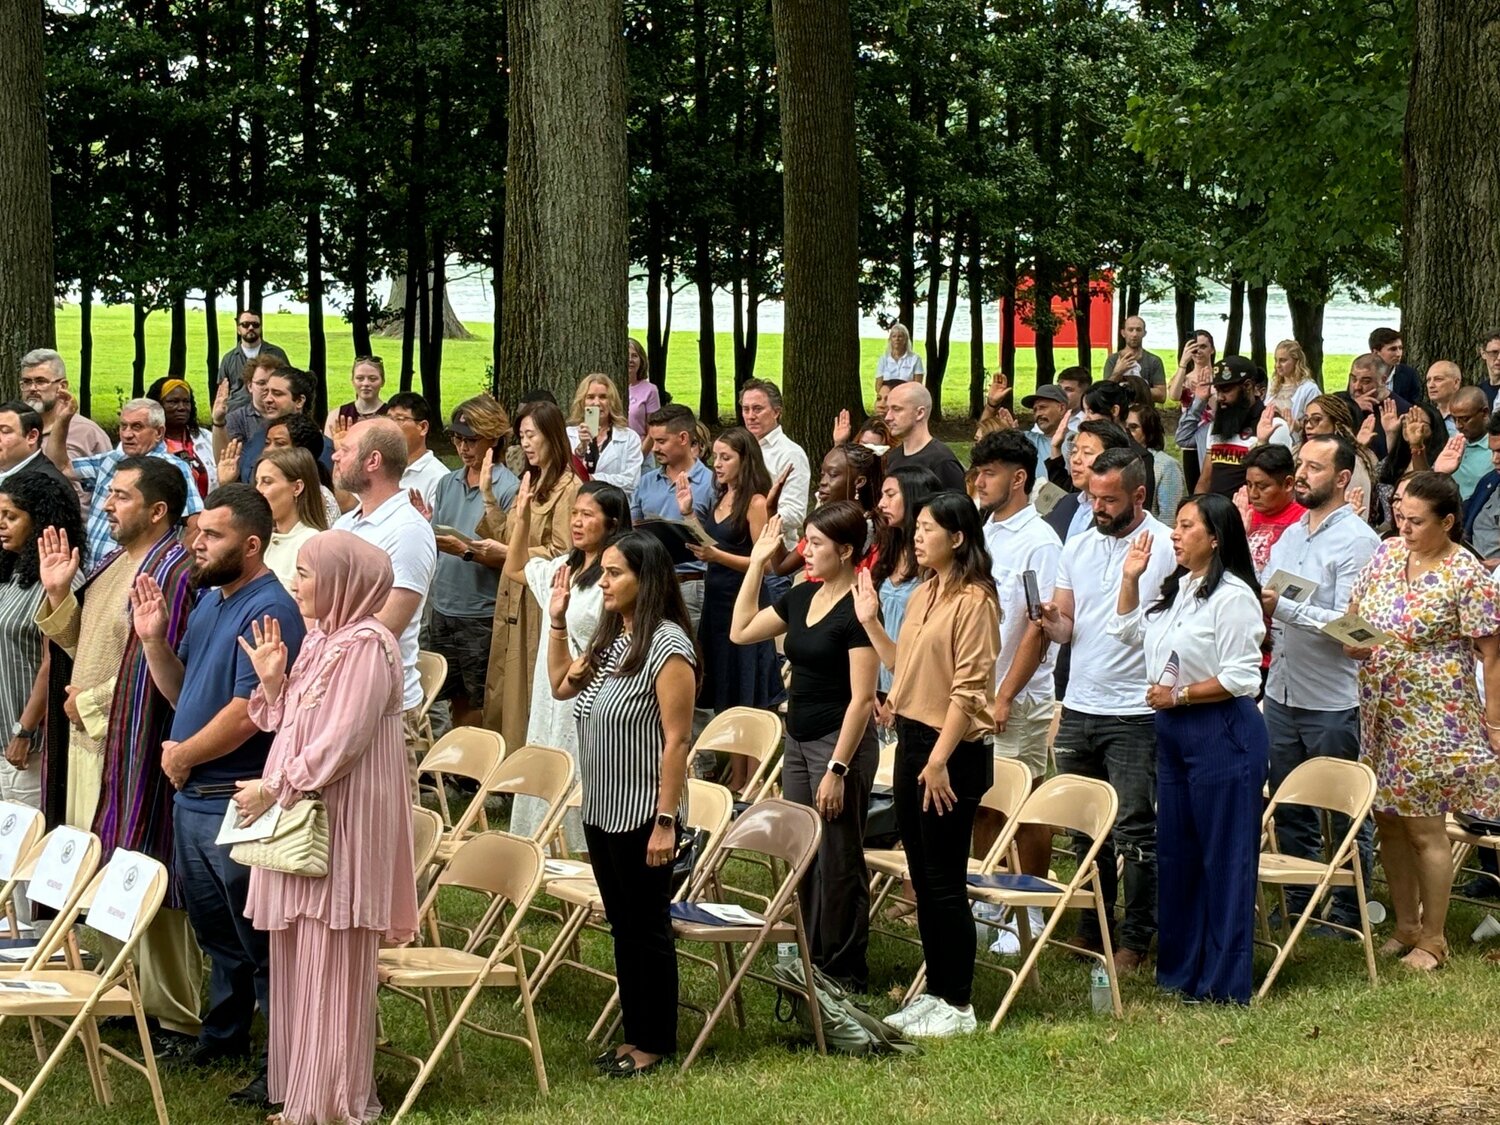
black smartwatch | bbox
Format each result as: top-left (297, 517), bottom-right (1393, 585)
top-left (462, 548), bottom-right (475, 562)
top-left (826, 760), bottom-right (849, 778)
top-left (655, 812), bottom-right (674, 829)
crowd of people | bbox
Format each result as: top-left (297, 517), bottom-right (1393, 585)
top-left (1, 309), bottom-right (1499, 1118)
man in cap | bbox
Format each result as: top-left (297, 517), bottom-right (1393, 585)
top-left (1176, 356), bottom-right (1292, 497)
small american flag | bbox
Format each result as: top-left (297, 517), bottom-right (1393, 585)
top-left (1158, 650), bottom-right (1181, 688)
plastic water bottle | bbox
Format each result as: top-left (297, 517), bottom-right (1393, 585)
top-left (777, 942), bottom-right (798, 967)
top-left (1090, 964), bottom-right (1112, 1014)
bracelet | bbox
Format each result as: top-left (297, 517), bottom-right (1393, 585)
top-left (1486, 720), bottom-right (1500, 731)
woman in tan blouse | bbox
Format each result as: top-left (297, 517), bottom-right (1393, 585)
top-left (477, 399), bottom-right (580, 748)
top-left (855, 490), bottom-right (999, 1039)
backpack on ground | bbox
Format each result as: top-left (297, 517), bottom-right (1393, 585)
top-left (771, 959), bottom-right (919, 1056)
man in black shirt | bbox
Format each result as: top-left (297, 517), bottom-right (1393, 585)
top-left (882, 383), bottom-right (966, 492)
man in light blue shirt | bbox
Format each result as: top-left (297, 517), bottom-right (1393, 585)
top-left (1445, 386), bottom-right (1491, 503)
top-left (1262, 433), bottom-right (1379, 930)
top-left (633, 403), bottom-right (714, 634)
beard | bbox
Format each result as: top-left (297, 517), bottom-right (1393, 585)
top-left (1094, 505), bottom-right (1137, 537)
top-left (1293, 480), bottom-right (1335, 510)
top-left (1212, 394), bottom-right (1258, 438)
top-left (333, 463), bottom-right (368, 493)
top-left (191, 548), bottom-right (246, 590)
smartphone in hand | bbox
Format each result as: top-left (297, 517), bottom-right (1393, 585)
top-left (1023, 570), bottom-right (1042, 621)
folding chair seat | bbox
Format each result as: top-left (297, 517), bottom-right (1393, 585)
top-left (673, 798), bottom-right (825, 1071)
top-left (411, 805), bottom-right (444, 879)
top-left (1255, 757), bottom-right (1378, 997)
top-left (911, 774), bottom-right (1121, 1031)
top-left (417, 726), bottom-right (505, 842)
top-left (1448, 814), bottom-right (1500, 903)
top-left (0, 851), bottom-right (169, 1124)
top-left (378, 832), bottom-right (548, 1115)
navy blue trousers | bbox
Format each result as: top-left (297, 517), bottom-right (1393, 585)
top-left (1154, 697), bottom-right (1267, 1005)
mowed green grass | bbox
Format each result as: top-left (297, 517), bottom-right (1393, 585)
top-left (8, 855), bottom-right (1499, 1124)
top-left (50, 305), bottom-right (1356, 429)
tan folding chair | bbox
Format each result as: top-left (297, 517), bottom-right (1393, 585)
top-left (414, 651), bottom-right (447, 743)
top-left (378, 833), bottom-right (548, 1115)
top-left (696, 707), bottom-right (783, 803)
top-left (468, 744), bottom-right (577, 854)
top-left (418, 727), bottom-right (505, 838)
top-left (674, 798), bottom-right (825, 1071)
top-left (936, 774), bottom-right (1122, 1031)
top-left (3, 829), bottom-right (104, 977)
top-left (411, 806), bottom-right (444, 879)
top-left (1448, 814), bottom-right (1500, 904)
top-left (0, 806), bottom-right (45, 939)
top-left (0, 852), bottom-right (170, 1125)
top-left (528, 779), bottom-right (735, 1009)
top-left (1255, 757), bottom-right (1378, 997)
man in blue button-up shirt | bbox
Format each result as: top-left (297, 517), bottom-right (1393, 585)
top-left (633, 404), bottom-right (714, 634)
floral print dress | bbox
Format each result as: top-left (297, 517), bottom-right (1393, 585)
top-left (1348, 539), bottom-right (1500, 818)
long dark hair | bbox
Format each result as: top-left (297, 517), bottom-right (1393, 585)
top-left (586, 531), bottom-right (702, 687)
top-left (872, 465), bottom-right (941, 587)
top-left (919, 491), bottom-right (997, 603)
top-left (0, 472), bottom-right (86, 587)
top-left (711, 427), bottom-right (771, 539)
top-left (1402, 470), bottom-right (1464, 544)
top-left (516, 400), bottom-right (573, 502)
top-left (567, 481), bottom-right (632, 589)
top-left (1378, 400), bottom-right (1448, 486)
top-left (1150, 493), bottom-right (1261, 614)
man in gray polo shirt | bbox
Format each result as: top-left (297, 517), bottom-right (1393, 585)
top-left (428, 408), bottom-right (519, 728)
top-left (1262, 433), bottom-right (1379, 930)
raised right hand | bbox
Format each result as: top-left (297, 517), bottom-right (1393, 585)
top-left (672, 470), bottom-right (693, 517)
top-left (38, 526), bottom-right (80, 600)
top-left (1122, 529), bottom-right (1155, 582)
top-left (1050, 410), bottom-right (1073, 455)
top-left (212, 379), bottom-right (230, 426)
top-left (1434, 433), bottom-right (1466, 476)
top-left (1402, 409), bottom-right (1430, 448)
top-left (749, 516), bottom-right (783, 567)
top-left (217, 437), bottom-right (242, 484)
top-left (54, 389), bottom-right (77, 426)
top-left (832, 409), bottom-right (853, 445)
top-left (853, 568), bottom-right (880, 625)
top-left (548, 563), bottom-right (572, 626)
top-left (236, 615), bottom-right (287, 687)
top-left (478, 447), bottom-right (497, 504)
top-left (129, 575), bottom-right (170, 642)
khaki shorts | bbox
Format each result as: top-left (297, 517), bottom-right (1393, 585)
top-left (991, 695), bottom-right (1054, 779)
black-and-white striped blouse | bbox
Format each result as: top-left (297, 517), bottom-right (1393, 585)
top-left (574, 623), bottom-right (696, 832)
top-left (0, 580), bottom-right (44, 736)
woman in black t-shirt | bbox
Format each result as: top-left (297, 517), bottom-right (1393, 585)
top-left (731, 501), bottom-right (879, 990)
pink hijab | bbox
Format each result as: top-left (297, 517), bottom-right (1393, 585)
top-left (295, 530), bottom-right (393, 634)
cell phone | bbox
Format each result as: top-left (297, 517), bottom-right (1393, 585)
top-left (1022, 570), bottom-right (1042, 621)
top-left (584, 405), bottom-right (601, 435)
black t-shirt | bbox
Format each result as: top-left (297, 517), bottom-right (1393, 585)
top-left (774, 582), bottom-right (872, 741)
top-left (885, 438), bottom-right (967, 492)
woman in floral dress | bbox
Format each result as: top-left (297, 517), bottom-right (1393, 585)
top-left (1347, 472), bottom-right (1500, 970)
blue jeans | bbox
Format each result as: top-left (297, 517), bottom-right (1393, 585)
top-left (1263, 701), bottom-right (1373, 926)
top-left (1053, 708), bottom-right (1159, 954)
top-left (173, 802), bottom-right (270, 1053)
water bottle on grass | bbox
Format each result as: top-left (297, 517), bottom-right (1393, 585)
top-left (1090, 964), bottom-right (1112, 1014)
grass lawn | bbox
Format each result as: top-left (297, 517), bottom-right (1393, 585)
top-left (52, 305), bottom-right (1357, 431)
top-left (7, 841), bottom-right (1499, 1124)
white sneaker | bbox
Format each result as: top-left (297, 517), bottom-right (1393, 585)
top-left (903, 998), bottom-right (978, 1038)
top-left (972, 901), bottom-right (1003, 924)
top-left (884, 993), bottom-right (939, 1032)
top-left (989, 926), bottom-right (1021, 955)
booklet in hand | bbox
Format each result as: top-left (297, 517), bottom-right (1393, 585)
top-left (636, 518), bottom-right (716, 567)
top-left (1033, 481), bottom-right (1069, 518)
top-left (1319, 611), bottom-right (1392, 648)
top-left (1266, 569), bottom-right (1319, 604)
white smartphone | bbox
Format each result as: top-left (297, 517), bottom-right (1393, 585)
top-left (584, 405), bottom-right (601, 435)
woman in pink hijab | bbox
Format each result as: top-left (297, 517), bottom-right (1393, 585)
top-left (233, 529), bottom-right (418, 1124)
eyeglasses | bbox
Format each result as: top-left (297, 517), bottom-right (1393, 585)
top-left (18, 376), bottom-right (62, 389)
top-left (448, 432), bottom-right (484, 445)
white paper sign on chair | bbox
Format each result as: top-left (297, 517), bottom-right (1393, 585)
top-left (85, 851), bottom-right (156, 943)
top-left (26, 827), bottom-right (92, 911)
top-left (0, 803), bottom-right (42, 881)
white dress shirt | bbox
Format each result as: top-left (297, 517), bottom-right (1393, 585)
top-left (1056, 512), bottom-right (1178, 716)
top-left (757, 425), bottom-right (811, 548)
top-left (567, 425), bottom-right (644, 494)
top-left (1108, 572), bottom-right (1265, 700)
top-left (984, 505), bottom-right (1062, 705)
top-left (400, 449), bottom-right (450, 510)
top-left (876, 352), bottom-right (924, 383)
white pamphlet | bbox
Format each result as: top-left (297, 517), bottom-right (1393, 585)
top-left (1319, 612), bottom-right (1392, 648)
top-left (1033, 481), bottom-right (1069, 518)
top-left (543, 860), bottom-right (587, 878)
top-left (0, 944), bottom-right (64, 964)
top-left (1266, 569), bottom-right (1319, 604)
top-left (215, 802), bottom-right (281, 847)
top-left (697, 903), bottom-right (761, 925)
top-left (85, 850), bottom-right (156, 943)
top-left (0, 803), bottom-right (41, 881)
top-left (26, 826), bottom-right (92, 911)
top-left (0, 979), bottom-right (67, 996)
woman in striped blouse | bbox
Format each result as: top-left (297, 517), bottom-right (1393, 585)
top-left (548, 531), bottom-right (698, 1078)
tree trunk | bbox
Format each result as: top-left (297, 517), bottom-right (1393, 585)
top-left (926, 226), bottom-right (963, 418)
top-left (693, 248), bottom-right (718, 425)
top-left (132, 298), bottom-right (148, 398)
top-left (1248, 283), bottom-right (1269, 373)
top-left (771, 0), bottom-right (861, 460)
top-left (1286, 289), bottom-right (1327, 382)
top-left (399, 262), bottom-right (418, 394)
top-left (1404, 0), bottom-right (1500, 380)
top-left (999, 241), bottom-right (1017, 381)
top-left (204, 290), bottom-right (219, 387)
top-left (1074, 265), bottom-right (1092, 374)
top-left (500, 0), bottom-right (629, 406)
top-left (79, 283), bottom-right (93, 416)
top-left (379, 273), bottom-right (475, 340)
top-left (0, 0), bottom-right (55, 389)
top-left (248, 0), bottom-right (267, 312)
top-left (1224, 276), bottom-right (1245, 356)
top-left (1173, 277), bottom-right (1196, 347)
top-left (422, 230), bottom-right (446, 415)
top-left (1032, 254), bottom-right (1058, 387)
top-left (967, 215), bottom-right (985, 420)
top-left (302, 0), bottom-right (327, 416)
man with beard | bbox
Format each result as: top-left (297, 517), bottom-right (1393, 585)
top-left (1261, 435), bottom-right (1379, 933)
top-left (970, 430), bottom-right (1061, 954)
top-left (1039, 448), bottom-right (1176, 973)
top-left (1176, 355), bottom-right (1292, 497)
top-left (216, 309), bottom-right (290, 413)
top-left (19, 349), bottom-right (111, 508)
top-left (132, 484), bottom-right (305, 1107)
top-left (1337, 352), bottom-right (1412, 461)
top-left (36, 457), bottom-right (204, 1044)
top-left (332, 418), bottom-right (437, 782)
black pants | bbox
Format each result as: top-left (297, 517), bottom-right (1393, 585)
top-left (894, 716), bottom-right (990, 1008)
top-left (780, 723), bottom-right (878, 991)
top-left (584, 818), bottom-right (677, 1056)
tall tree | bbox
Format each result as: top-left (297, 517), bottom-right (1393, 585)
top-left (500, 0), bottom-right (629, 405)
top-left (0, 0), bottom-right (55, 387)
top-left (1404, 0), bottom-right (1500, 378)
top-left (771, 0), bottom-right (861, 454)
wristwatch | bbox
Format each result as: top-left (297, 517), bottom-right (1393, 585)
top-left (826, 760), bottom-right (849, 778)
top-left (462, 548), bottom-right (475, 562)
top-left (10, 723), bottom-right (35, 742)
top-left (655, 813), bottom-right (675, 829)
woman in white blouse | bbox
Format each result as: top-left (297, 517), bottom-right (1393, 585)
top-left (875, 323), bottom-right (924, 390)
top-left (566, 374), bottom-right (645, 494)
top-left (253, 446), bottom-right (328, 592)
top-left (1110, 492), bottom-right (1268, 1005)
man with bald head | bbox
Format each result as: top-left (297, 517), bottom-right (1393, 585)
top-left (1427, 360), bottom-right (1464, 436)
top-left (1443, 385), bottom-right (1492, 502)
top-left (1103, 316), bottom-right (1167, 402)
top-left (884, 382), bottom-right (966, 491)
top-left (331, 417), bottom-right (437, 770)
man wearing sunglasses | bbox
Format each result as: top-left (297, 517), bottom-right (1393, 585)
top-left (215, 313), bottom-right (289, 414)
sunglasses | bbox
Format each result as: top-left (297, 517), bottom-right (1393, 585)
top-left (238, 320), bottom-right (261, 329)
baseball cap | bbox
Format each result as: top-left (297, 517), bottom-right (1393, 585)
top-left (1022, 384), bottom-right (1069, 409)
top-left (448, 410), bottom-right (480, 439)
top-left (1211, 356), bottom-right (1256, 387)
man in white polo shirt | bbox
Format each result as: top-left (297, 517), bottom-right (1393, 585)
top-left (331, 418), bottom-right (437, 784)
top-left (972, 429), bottom-right (1062, 954)
top-left (1040, 447), bottom-right (1176, 973)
